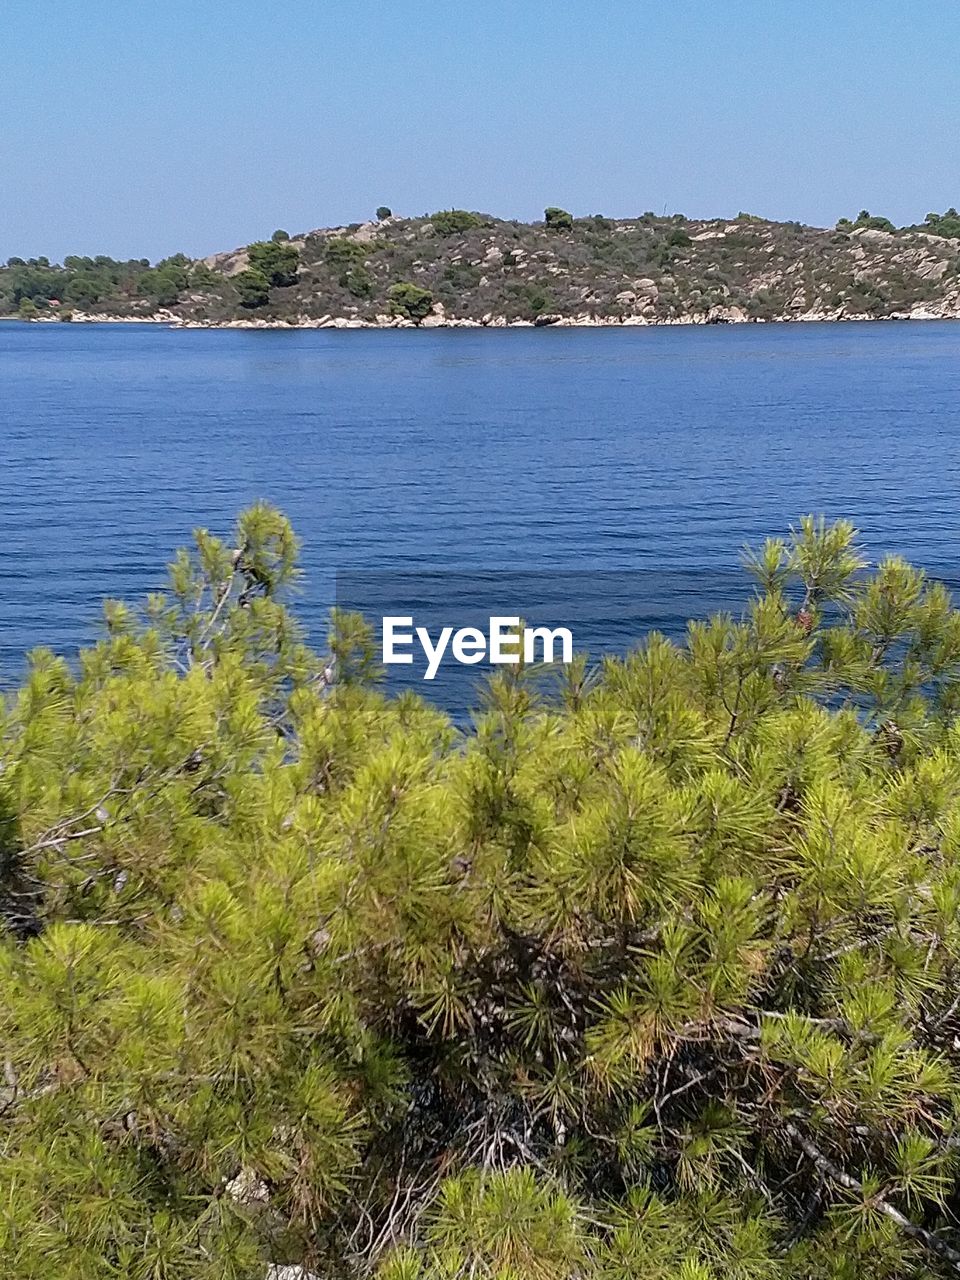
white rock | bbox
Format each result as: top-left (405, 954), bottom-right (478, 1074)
top-left (350, 221), bottom-right (380, 243)
top-left (225, 1168), bottom-right (270, 1206)
top-left (917, 258), bottom-right (949, 281)
top-left (851, 227), bottom-right (894, 243)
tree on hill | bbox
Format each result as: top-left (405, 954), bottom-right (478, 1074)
top-left (137, 262), bottom-right (189, 308)
top-left (247, 238), bottom-right (300, 287)
top-left (324, 238), bottom-right (367, 270)
top-left (838, 210), bottom-right (897, 233)
top-left (544, 205), bottom-right (574, 231)
top-left (376, 206), bottom-right (392, 221)
top-left (917, 209), bottom-right (960, 239)
top-left (64, 275), bottom-right (103, 306)
top-left (428, 209), bottom-right (486, 235)
top-left (387, 280), bottom-right (434, 320)
top-left (233, 267), bottom-right (271, 308)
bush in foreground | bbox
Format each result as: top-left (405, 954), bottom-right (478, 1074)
top-left (3, 510), bottom-right (960, 1277)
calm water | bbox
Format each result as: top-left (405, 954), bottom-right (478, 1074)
top-left (1, 320), bottom-right (958, 681)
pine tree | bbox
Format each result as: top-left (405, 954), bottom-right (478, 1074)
top-left (3, 509), bottom-right (960, 1277)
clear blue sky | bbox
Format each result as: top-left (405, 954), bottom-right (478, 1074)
top-left (3, 1), bottom-right (958, 263)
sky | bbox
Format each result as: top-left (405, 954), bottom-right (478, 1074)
top-left (3, 1), bottom-right (959, 263)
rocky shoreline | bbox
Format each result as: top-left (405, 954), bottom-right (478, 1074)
top-left (19, 302), bottom-right (960, 330)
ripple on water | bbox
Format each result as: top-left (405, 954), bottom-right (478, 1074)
top-left (1, 319), bottom-right (959, 677)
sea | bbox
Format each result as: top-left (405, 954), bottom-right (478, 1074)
top-left (2, 319), bottom-right (958, 709)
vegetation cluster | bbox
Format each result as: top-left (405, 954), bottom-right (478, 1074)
top-left (5, 509), bottom-right (960, 1278)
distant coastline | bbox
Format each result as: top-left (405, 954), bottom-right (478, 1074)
top-left (11, 307), bottom-right (960, 330)
top-left (7, 207), bottom-right (960, 330)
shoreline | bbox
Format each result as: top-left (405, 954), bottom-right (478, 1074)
top-left (7, 306), bottom-right (960, 330)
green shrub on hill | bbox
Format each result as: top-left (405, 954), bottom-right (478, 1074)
top-left (837, 210), bottom-right (897, 233)
top-left (428, 209), bottom-right (486, 236)
top-left (4, 511), bottom-right (960, 1276)
top-left (544, 206), bottom-right (574, 231)
top-left (234, 268), bottom-right (271, 308)
top-left (918, 209), bottom-right (960, 240)
top-left (325, 238), bottom-right (368, 269)
top-left (138, 263), bottom-right (190, 307)
top-left (247, 239), bottom-right (300, 288)
top-left (342, 265), bottom-right (374, 297)
top-left (387, 280), bottom-right (434, 320)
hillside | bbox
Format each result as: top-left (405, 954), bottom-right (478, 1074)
top-left (6, 206), bottom-right (960, 327)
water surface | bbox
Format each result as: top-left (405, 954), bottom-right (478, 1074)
top-left (1, 320), bottom-right (957, 677)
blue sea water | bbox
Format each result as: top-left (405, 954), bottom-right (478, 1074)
top-left (1, 319), bottom-right (958, 687)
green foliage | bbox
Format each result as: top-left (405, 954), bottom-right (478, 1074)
top-left (17, 297), bottom-right (38, 319)
top-left (544, 206), bottom-right (574, 231)
top-left (428, 209), bottom-right (486, 236)
top-left (376, 206), bottom-right (393, 221)
top-left (233, 268), bottom-right (271, 308)
top-left (271, 229), bottom-right (290, 242)
top-left (840, 210), bottom-right (897, 233)
top-left (0, 252), bottom-right (170, 317)
top-left (342, 265), bottom-right (374, 297)
top-left (387, 280), bottom-right (434, 321)
top-left (515, 282), bottom-right (551, 316)
top-left (916, 208), bottom-right (960, 239)
top-left (65, 274), bottom-right (104, 306)
top-left (325, 238), bottom-right (368, 270)
top-left (137, 260), bottom-right (190, 307)
top-left (6, 510), bottom-right (960, 1276)
top-left (247, 239), bottom-right (300, 287)
top-left (190, 261), bottom-right (219, 289)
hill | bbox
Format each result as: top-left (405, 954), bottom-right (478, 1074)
top-left (6, 206), bottom-right (960, 327)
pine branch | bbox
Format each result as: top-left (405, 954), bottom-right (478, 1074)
top-left (785, 1121), bottom-right (960, 1272)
